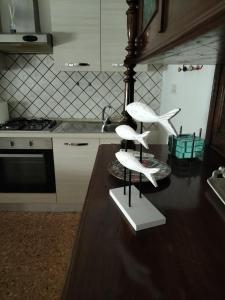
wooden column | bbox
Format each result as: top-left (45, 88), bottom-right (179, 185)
top-left (120, 0), bottom-right (138, 130)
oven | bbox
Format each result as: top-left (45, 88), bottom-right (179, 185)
top-left (0, 138), bottom-right (55, 193)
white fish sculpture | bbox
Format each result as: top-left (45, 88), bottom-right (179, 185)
top-left (116, 125), bottom-right (150, 149)
top-left (126, 102), bottom-right (180, 136)
top-left (116, 151), bottom-right (159, 187)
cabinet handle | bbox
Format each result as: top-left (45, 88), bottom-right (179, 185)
top-left (64, 142), bottom-right (89, 146)
top-left (112, 63), bottom-right (124, 67)
top-left (78, 63), bottom-right (90, 66)
top-left (65, 62), bottom-right (90, 67)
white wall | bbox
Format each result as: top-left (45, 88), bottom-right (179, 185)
top-left (159, 65), bottom-right (215, 143)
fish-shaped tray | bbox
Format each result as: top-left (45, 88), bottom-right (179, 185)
top-left (108, 151), bottom-right (171, 183)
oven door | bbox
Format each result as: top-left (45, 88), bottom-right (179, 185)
top-left (0, 149), bottom-right (55, 193)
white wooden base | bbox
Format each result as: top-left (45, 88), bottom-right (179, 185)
top-left (109, 186), bottom-right (166, 231)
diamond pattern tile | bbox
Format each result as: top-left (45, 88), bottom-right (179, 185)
top-left (0, 54), bottom-right (163, 119)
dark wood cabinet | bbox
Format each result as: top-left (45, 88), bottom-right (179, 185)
top-left (138, 0), bottom-right (164, 34)
top-left (206, 65), bottom-right (225, 156)
top-left (142, 0), bottom-right (157, 29)
top-left (136, 0), bottom-right (225, 64)
top-left (138, 0), bottom-right (167, 36)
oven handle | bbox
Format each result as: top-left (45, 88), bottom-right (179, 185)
top-left (0, 154), bottom-right (44, 158)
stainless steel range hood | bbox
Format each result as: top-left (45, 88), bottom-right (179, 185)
top-left (0, 0), bottom-right (53, 54)
top-left (0, 33), bottom-right (52, 54)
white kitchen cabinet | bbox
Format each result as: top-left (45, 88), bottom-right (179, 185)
top-left (50, 0), bottom-right (100, 71)
top-left (101, 0), bottom-right (148, 72)
top-left (49, 0), bottom-right (147, 72)
top-left (53, 138), bottom-right (99, 210)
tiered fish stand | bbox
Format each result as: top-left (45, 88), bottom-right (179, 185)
top-left (109, 102), bottom-right (181, 231)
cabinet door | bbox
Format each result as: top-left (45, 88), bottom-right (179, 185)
top-left (207, 66), bottom-right (225, 156)
top-left (50, 0), bottom-right (100, 71)
top-left (53, 138), bottom-right (99, 208)
top-left (101, 0), bottom-right (147, 72)
top-left (142, 0), bottom-right (158, 30)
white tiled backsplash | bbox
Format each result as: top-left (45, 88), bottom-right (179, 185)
top-left (0, 55), bottom-right (163, 120)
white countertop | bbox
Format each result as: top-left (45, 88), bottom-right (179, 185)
top-left (0, 119), bottom-right (160, 142)
top-left (0, 119), bottom-right (119, 139)
top-left (0, 131), bottom-right (118, 138)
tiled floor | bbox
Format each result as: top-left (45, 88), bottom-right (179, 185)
top-left (0, 212), bottom-right (81, 300)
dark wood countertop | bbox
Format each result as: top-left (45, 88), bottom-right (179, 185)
top-left (63, 145), bottom-right (225, 300)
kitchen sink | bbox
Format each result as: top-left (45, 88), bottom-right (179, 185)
top-left (54, 121), bottom-right (102, 133)
top-left (54, 120), bottom-right (120, 134)
top-left (101, 123), bottom-right (118, 132)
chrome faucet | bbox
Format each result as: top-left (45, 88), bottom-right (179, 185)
top-left (101, 105), bottom-right (112, 132)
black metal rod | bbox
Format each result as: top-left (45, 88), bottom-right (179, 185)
top-left (140, 122), bottom-right (143, 161)
top-left (124, 167), bottom-right (126, 195)
top-left (129, 170), bottom-right (132, 207)
top-left (179, 126), bottom-right (182, 135)
top-left (191, 132), bottom-right (195, 158)
top-left (139, 173), bottom-right (142, 198)
top-left (199, 128), bottom-right (202, 138)
top-left (139, 122), bottom-right (143, 198)
top-left (123, 140), bottom-right (128, 195)
top-left (171, 134), bottom-right (174, 155)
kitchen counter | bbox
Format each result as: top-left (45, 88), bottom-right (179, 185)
top-left (0, 131), bottom-right (118, 138)
top-left (0, 120), bottom-right (161, 143)
top-left (63, 144), bottom-right (225, 300)
top-left (0, 120), bottom-right (120, 210)
top-left (0, 121), bottom-right (161, 144)
top-left (0, 120), bottom-right (118, 139)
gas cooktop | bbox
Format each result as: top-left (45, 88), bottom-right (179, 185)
top-left (0, 118), bottom-right (57, 131)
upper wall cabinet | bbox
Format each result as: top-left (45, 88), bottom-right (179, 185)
top-left (101, 0), bottom-right (147, 72)
top-left (50, 0), bottom-right (100, 71)
top-left (50, 0), bottom-right (147, 72)
top-left (136, 0), bottom-right (225, 64)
